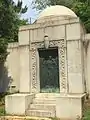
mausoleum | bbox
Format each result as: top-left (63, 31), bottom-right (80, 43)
top-left (4, 5), bottom-right (90, 119)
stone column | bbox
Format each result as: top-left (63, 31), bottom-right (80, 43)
top-left (19, 46), bottom-right (30, 93)
top-left (66, 23), bottom-right (84, 93)
top-left (19, 30), bottom-right (31, 93)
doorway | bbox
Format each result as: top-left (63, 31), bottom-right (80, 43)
top-left (39, 48), bottom-right (59, 93)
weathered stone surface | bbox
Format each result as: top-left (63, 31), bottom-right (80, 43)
top-left (26, 109), bottom-right (55, 117)
top-left (66, 23), bottom-right (81, 40)
top-left (19, 46), bottom-right (30, 93)
top-left (19, 30), bottom-right (29, 45)
top-left (5, 94), bottom-right (35, 115)
top-left (26, 93), bottom-right (56, 117)
top-left (67, 40), bottom-right (84, 93)
top-left (56, 94), bottom-right (85, 119)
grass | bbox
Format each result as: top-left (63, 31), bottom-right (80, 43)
top-left (83, 108), bottom-right (90, 120)
top-left (82, 98), bottom-right (90, 120)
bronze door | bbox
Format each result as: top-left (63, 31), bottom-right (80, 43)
top-left (39, 48), bottom-right (59, 93)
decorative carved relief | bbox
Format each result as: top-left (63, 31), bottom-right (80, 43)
top-left (59, 40), bottom-right (66, 90)
top-left (31, 40), bottom-right (66, 93)
top-left (31, 49), bottom-right (37, 92)
top-left (31, 42), bottom-right (44, 50)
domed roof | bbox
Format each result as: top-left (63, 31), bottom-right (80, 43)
top-left (38, 5), bottom-right (77, 20)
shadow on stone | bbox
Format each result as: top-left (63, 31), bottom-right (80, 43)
top-left (0, 63), bottom-right (13, 93)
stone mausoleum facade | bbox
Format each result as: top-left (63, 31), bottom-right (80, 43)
top-left (3, 5), bottom-right (90, 119)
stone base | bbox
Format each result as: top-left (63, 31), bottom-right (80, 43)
top-left (5, 93), bottom-right (35, 115)
top-left (56, 94), bottom-right (86, 119)
top-left (5, 93), bottom-right (86, 119)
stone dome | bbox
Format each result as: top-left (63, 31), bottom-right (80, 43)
top-left (37, 5), bottom-right (77, 20)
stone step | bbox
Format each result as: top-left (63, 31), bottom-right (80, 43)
top-left (33, 98), bottom-right (56, 104)
top-left (30, 103), bottom-right (56, 111)
top-left (26, 109), bottom-right (55, 117)
top-left (35, 93), bottom-right (60, 98)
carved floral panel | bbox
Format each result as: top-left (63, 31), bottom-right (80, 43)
top-left (30, 40), bottom-right (66, 93)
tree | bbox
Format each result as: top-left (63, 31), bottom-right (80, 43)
top-left (32, 0), bottom-right (73, 10)
top-left (0, 38), bottom-right (8, 63)
top-left (0, 0), bottom-right (28, 62)
top-left (72, 1), bottom-right (90, 33)
top-left (0, 0), bottom-right (28, 42)
top-left (32, 0), bottom-right (90, 33)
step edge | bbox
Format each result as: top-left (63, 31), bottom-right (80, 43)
top-left (27, 109), bottom-right (56, 113)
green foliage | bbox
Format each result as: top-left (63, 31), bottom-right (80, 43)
top-left (0, 0), bottom-right (28, 62)
top-left (0, 106), bottom-right (5, 116)
top-left (14, 0), bottom-right (27, 14)
top-left (0, 38), bottom-right (8, 63)
top-left (0, 93), bottom-right (11, 106)
top-left (83, 108), bottom-right (90, 120)
top-left (32, 0), bottom-right (74, 10)
top-left (72, 1), bottom-right (90, 33)
top-left (0, 93), bottom-right (6, 116)
top-left (32, 0), bottom-right (90, 33)
top-left (0, 0), bottom-right (28, 42)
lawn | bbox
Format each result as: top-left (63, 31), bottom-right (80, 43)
top-left (83, 108), bottom-right (90, 120)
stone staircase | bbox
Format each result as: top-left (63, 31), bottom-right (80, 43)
top-left (26, 93), bottom-right (60, 117)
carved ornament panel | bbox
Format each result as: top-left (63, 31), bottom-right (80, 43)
top-left (30, 40), bottom-right (66, 93)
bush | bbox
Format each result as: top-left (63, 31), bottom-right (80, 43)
top-left (0, 105), bottom-right (5, 116)
top-left (83, 108), bottom-right (90, 120)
